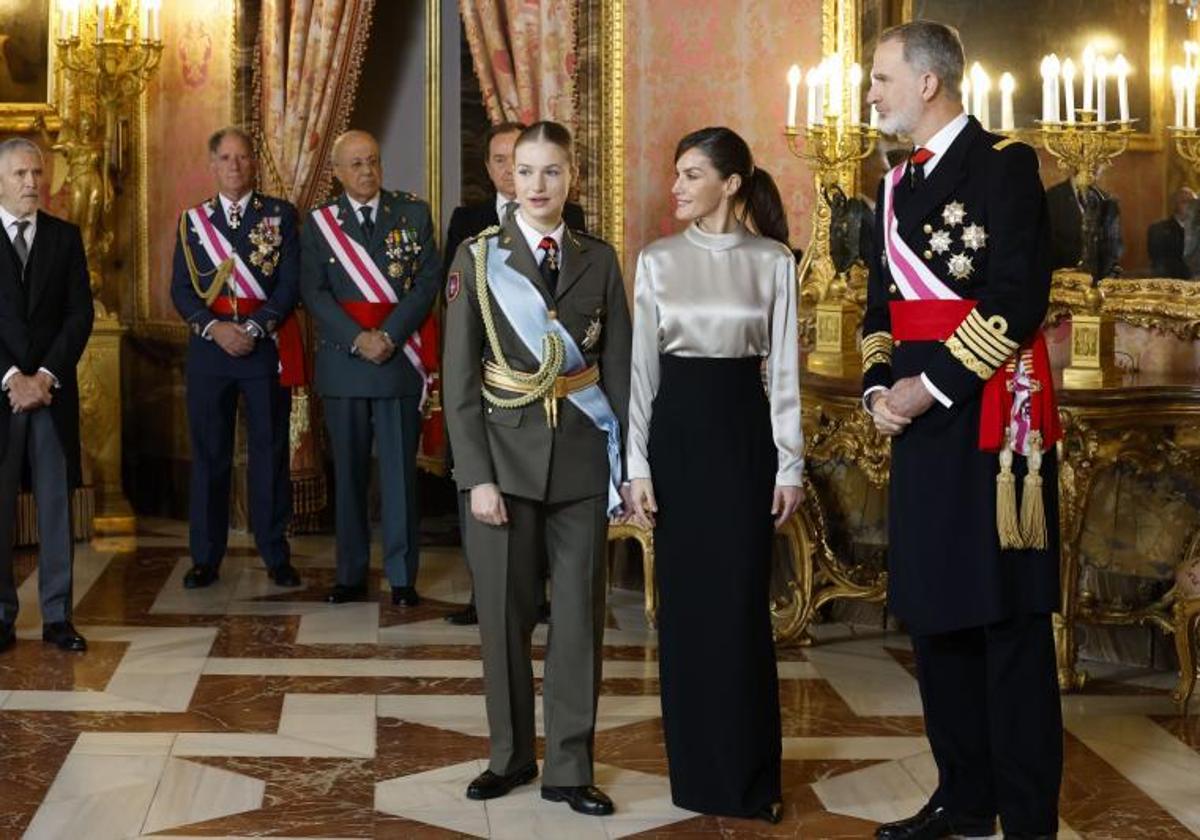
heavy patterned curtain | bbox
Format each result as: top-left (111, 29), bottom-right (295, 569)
top-left (258, 0), bottom-right (376, 210)
top-left (460, 0), bottom-right (577, 130)
top-left (255, 0), bottom-right (376, 531)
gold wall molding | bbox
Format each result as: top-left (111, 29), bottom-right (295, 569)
top-left (600, 0), bottom-right (624, 262)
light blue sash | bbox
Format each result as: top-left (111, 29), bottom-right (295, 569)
top-left (477, 238), bottom-right (623, 514)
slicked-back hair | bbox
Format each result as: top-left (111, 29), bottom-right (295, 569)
top-left (207, 126), bottom-right (255, 157)
top-left (0, 137), bottom-right (44, 166)
top-left (486, 121), bottom-right (527, 152)
top-left (879, 20), bottom-right (965, 100)
top-left (514, 121), bottom-right (575, 166)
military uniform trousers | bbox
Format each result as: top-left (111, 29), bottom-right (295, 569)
top-left (0, 408), bottom-right (74, 626)
top-left (187, 369), bottom-right (292, 571)
top-left (324, 395), bottom-right (421, 588)
top-left (912, 610), bottom-right (1063, 835)
top-left (462, 491), bottom-right (608, 785)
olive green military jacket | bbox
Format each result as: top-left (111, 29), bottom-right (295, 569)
top-left (443, 213), bottom-right (631, 504)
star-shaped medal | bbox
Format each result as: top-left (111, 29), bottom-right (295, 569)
top-left (941, 201), bottom-right (967, 227)
top-left (947, 252), bottom-right (974, 280)
top-left (929, 230), bottom-right (953, 254)
top-left (962, 223), bottom-right (988, 251)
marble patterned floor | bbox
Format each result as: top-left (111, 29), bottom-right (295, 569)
top-left (1, 520), bottom-right (1197, 839)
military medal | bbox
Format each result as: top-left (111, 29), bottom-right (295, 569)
top-left (581, 316), bottom-right (603, 350)
top-left (947, 252), bottom-right (974, 280)
top-left (962, 223), bottom-right (988, 251)
top-left (248, 217), bottom-right (282, 276)
top-left (941, 201), bottom-right (967, 227)
top-left (929, 229), bottom-right (952, 254)
top-left (388, 262), bottom-right (403, 278)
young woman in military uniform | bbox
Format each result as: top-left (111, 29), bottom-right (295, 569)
top-left (442, 121), bottom-right (632, 817)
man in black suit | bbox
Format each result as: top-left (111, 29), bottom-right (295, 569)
top-left (0, 137), bottom-right (95, 653)
top-left (441, 121), bottom-right (586, 626)
top-left (1147, 187), bottom-right (1195, 279)
top-left (864, 22), bottom-right (1062, 840)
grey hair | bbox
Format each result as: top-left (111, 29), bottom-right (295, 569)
top-left (879, 20), bottom-right (965, 100)
top-left (207, 126), bottom-right (255, 156)
top-left (0, 137), bottom-right (44, 166)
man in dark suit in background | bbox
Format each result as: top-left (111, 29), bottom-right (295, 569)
top-left (441, 121), bottom-right (586, 626)
top-left (0, 137), bottom-right (94, 653)
top-left (1147, 187), bottom-right (1195, 279)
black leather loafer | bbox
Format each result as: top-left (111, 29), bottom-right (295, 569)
top-left (465, 763), bottom-right (538, 800)
top-left (183, 565), bottom-right (219, 589)
top-left (326, 583), bottom-right (368, 604)
top-left (42, 621), bottom-right (87, 652)
top-left (270, 563), bottom-right (301, 587)
top-left (541, 784), bottom-right (614, 816)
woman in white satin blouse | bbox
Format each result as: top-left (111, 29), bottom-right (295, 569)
top-left (625, 127), bottom-right (804, 823)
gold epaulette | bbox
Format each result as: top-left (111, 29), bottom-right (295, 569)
top-left (943, 309), bottom-right (1017, 380)
top-left (861, 331), bottom-right (894, 372)
top-left (992, 138), bottom-right (1019, 151)
top-left (467, 225), bottom-right (502, 243)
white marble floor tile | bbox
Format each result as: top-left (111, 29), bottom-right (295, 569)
top-left (173, 693), bottom-right (376, 758)
top-left (804, 636), bottom-right (924, 716)
top-left (14, 548), bottom-right (114, 634)
top-left (811, 757), bottom-right (930, 824)
top-left (1066, 713), bottom-right (1200, 835)
top-left (376, 617), bottom-right (657, 649)
top-left (141, 757), bottom-right (266, 835)
top-left (295, 602), bottom-right (380, 644)
top-left (72, 732), bottom-right (177, 755)
top-left (782, 736), bottom-right (929, 761)
top-left (205, 657), bottom-right (484, 678)
top-left (377, 694), bottom-right (662, 737)
top-left (375, 758), bottom-right (491, 837)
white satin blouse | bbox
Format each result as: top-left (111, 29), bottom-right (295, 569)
top-left (626, 222), bottom-right (805, 486)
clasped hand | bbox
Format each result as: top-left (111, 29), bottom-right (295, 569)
top-left (211, 321), bottom-right (256, 357)
top-left (869, 375), bottom-right (935, 437)
top-left (7, 371), bottom-right (54, 414)
top-left (353, 329), bottom-right (396, 365)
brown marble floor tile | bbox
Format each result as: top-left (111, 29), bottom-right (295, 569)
top-left (375, 719), bottom-right (489, 778)
top-left (372, 816), bottom-right (478, 839)
top-left (778, 678), bottom-right (925, 737)
top-left (1150, 713), bottom-right (1200, 752)
top-left (1060, 731), bottom-right (1191, 838)
top-left (0, 713), bottom-right (80, 837)
top-left (0, 638), bottom-right (127, 691)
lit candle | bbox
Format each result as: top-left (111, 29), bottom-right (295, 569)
top-left (970, 62), bottom-right (985, 122)
top-left (1000, 72), bottom-right (1015, 131)
top-left (1189, 68), bottom-right (1198, 130)
top-left (1187, 41), bottom-right (1199, 75)
top-left (1095, 54), bottom-right (1108, 123)
top-left (71, 0), bottom-right (80, 38)
top-left (827, 56), bottom-right (844, 121)
top-left (978, 69), bottom-right (992, 130)
top-left (1114, 54), bottom-right (1130, 124)
top-left (1173, 66), bottom-right (1187, 127)
top-left (786, 64), bottom-right (802, 129)
top-left (806, 67), bottom-right (821, 127)
top-left (96, 0), bottom-right (109, 40)
top-left (1040, 54), bottom-right (1060, 123)
top-left (1082, 43), bottom-right (1096, 112)
top-left (151, 0), bottom-right (162, 42)
top-left (849, 62), bottom-right (863, 126)
top-left (1062, 58), bottom-right (1077, 124)
top-left (962, 76), bottom-right (971, 115)
top-left (869, 102), bottom-right (879, 130)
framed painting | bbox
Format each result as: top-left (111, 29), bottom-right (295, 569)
top-left (0, 0), bottom-right (61, 131)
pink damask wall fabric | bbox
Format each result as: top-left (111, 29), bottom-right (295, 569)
top-left (623, 0), bottom-right (821, 281)
top-left (259, 0), bottom-right (376, 210)
top-left (460, 0), bottom-right (577, 129)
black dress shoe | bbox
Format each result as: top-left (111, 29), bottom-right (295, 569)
top-left (465, 763), bottom-right (538, 800)
top-left (0, 623), bottom-right (14, 652)
top-left (42, 621), bottom-right (87, 652)
top-left (756, 801), bottom-right (784, 824)
top-left (541, 784), bottom-right (615, 816)
top-left (269, 563), bottom-right (301, 587)
top-left (326, 583), bottom-right (367, 604)
top-left (876, 803), bottom-right (994, 840)
top-left (445, 604), bottom-right (478, 625)
top-left (391, 586), bottom-right (420, 607)
top-left (183, 565), bottom-right (219, 589)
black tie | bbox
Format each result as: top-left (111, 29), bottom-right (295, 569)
top-left (359, 205), bottom-right (375, 239)
top-left (908, 147), bottom-right (934, 190)
top-left (538, 236), bottom-right (560, 293)
top-left (12, 220), bottom-right (30, 270)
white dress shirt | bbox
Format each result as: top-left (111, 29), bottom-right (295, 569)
top-left (496, 192), bottom-right (518, 222)
top-left (514, 209), bottom-right (564, 269)
top-left (346, 192), bottom-right (381, 226)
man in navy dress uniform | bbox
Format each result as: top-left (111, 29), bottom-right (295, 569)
top-left (862, 22), bottom-right (1063, 840)
top-left (171, 127), bottom-right (304, 590)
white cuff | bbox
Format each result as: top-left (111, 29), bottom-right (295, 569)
top-left (37, 368), bottom-right (59, 389)
top-left (863, 384), bottom-right (888, 413)
top-left (200, 319), bottom-right (218, 340)
top-left (1, 366), bottom-right (17, 390)
top-left (920, 373), bottom-right (953, 408)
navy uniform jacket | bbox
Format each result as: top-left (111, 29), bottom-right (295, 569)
top-left (861, 116), bottom-right (1060, 636)
top-left (300, 191), bottom-right (439, 399)
top-left (170, 193), bottom-right (300, 379)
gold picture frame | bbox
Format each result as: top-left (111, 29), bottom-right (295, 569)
top-left (0, 0), bottom-right (63, 132)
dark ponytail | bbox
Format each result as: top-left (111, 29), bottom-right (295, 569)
top-left (674, 126), bottom-right (790, 248)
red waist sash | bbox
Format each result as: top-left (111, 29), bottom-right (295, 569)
top-left (341, 301), bottom-right (395, 330)
top-left (888, 300), bottom-right (1061, 452)
top-left (210, 297), bottom-right (309, 388)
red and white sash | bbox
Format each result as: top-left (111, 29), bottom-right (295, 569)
top-left (186, 204), bottom-right (267, 300)
top-left (311, 205), bottom-right (429, 398)
top-left (881, 164), bottom-right (960, 302)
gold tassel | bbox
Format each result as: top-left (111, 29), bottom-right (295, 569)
top-left (1020, 431), bottom-right (1048, 550)
top-left (996, 438), bottom-right (1024, 549)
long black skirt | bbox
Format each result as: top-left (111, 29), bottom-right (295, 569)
top-left (648, 354), bottom-right (782, 817)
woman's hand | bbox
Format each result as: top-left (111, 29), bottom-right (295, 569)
top-left (470, 483), bottom-right (508, 527)
top-left (629, 478), bottom-right (658, 529)
top-left (772, 484), bottom-right (804, 530)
